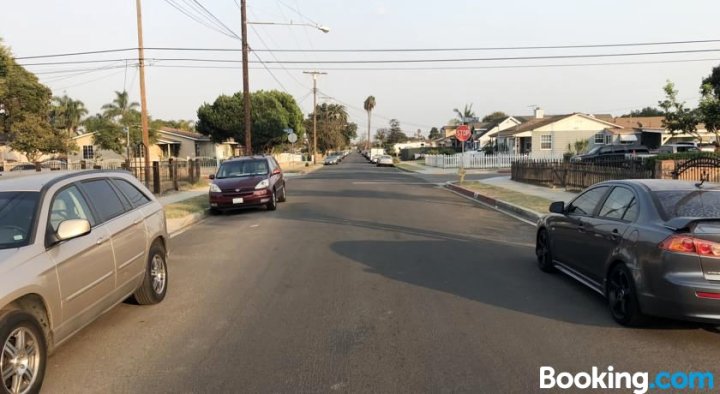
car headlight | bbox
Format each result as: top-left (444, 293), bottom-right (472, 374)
top-left (209, 183), bottom-right (221, 193)
top-left (255, 179), bottom-right (270, 189)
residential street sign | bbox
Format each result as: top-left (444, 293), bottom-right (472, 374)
top-left (456, 125), bottom-right (471, 142)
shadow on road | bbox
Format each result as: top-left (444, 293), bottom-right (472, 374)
top-left (330, 239), bottom-right (709, 330)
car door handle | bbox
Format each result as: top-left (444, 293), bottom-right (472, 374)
top-left (577, 224), bottom-right (586, 233)
top-left (133, 218), bottom-right (142, 225)
top-left (96, 237), bottom-right (107, 245)
top-left (609, 229), bottom-right (620, 240)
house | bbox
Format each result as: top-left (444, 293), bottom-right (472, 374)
top-left (598, 116), bottom-right (717, 149)
top-left (476, 116), bottom-right (526, 150)
top-left (497, 108), bottom-right (621, 155)
top-left (67, 127), bottom-right (239, 163)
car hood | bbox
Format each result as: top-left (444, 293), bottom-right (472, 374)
top-left (212, 175), bottom-right (266, 190)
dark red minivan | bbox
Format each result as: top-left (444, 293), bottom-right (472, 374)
top-left (208, 155), bottom-right (286, 214)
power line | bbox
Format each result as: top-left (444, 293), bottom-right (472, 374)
top-left (17, 48), bottom-right (720, 67)
top-left (13, 39), bottom-right (720, 59)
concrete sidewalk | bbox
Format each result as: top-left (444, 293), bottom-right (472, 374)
top-left (478, 176), bottom-right (577, 203)
top-left (157, 187), bottom-right (208, 206)
top-left (396, 160), bottom-right (503, 175)
top-left (445, 177), bottom-right (578, 224)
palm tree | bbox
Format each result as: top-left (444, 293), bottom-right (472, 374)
top-left (453, 103), bottom-right (476, 124)
top-left (101, 90), bottom-right (139, 119)
top-left (363, 96), bottom-right (376, 151)
top-left (51, 95), bottom-right (88, 134)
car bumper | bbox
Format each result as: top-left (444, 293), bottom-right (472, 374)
top-left (639, 253), bottom-right (720, 323)
top-left (209, 190), bottom-right (272, 209)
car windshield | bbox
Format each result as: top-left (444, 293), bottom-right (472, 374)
top-left (585, 146), bottom-right (601, 155)
top-left (0, 191), bottom-right (40, 249)
top-left (653, 190), bottom-right (720, 219)
top-left (216, 160), bottom-right (269, 178)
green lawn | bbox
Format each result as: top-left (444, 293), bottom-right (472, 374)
top-left (461, 182), bottom-right (553, 214)
top-left (164, 196), bottom-right (209, 219)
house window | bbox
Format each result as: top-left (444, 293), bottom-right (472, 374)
top-left (605, 135), bottom-right (612, 145)
top-left (540, 135), bottom-right (552, 150)
top-left (594, 133), bottom-right (606, 144)
top-left (82, 145), bottom-right (94, 160)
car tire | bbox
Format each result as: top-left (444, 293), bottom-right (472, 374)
top-left (266, 189), bottom-right (278, 211)
top-left (0, 310), bottom-right (47, 394)
top-left (209, 207), bottom-right (221, 215)
top-left (536, 229), bottom-right (556, 273)
top-left (606, 264), bottom-right (646, 327)
top-left (277, 183), bottom-right (287, 202)
top-left (132, 242), bottom-right (168, 305)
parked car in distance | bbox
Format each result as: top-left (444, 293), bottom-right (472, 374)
top-left (370, 155), bottom-right (382, 164)
top-left (9, 162), bottom-right (37, 172)
top-left (208, 155), bottom-right (286, 214)
top-left (324, 155), bottom-right (340, 165)
top-left (653, 144), bottom-right (700, 154)
top-left (41, 159), bottom-right (68, 170)
top-left (572, 144), bottom-right (652, 163)
top-left (377, 155), bottom-right (394, 167)
top-left (0, 171), bottom-right (169, 393)
top-left (536, 179), bottom-right (720, 326)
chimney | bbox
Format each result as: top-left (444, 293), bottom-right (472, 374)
top-left (534, 107), bottom-right (544, 119)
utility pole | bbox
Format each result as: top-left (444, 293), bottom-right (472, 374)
top-left (241, 0), bottom-right (252, 155)
top-left (135, 0), bottom-right (151, 186)
top-left (303, 71), bottom-right (327, 164)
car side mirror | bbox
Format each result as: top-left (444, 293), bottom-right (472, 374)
top-left (549, 201), bottom-right (565, 214)
top-left (56, 219), bottom-right (91, 242)
top-left (208, 174), bottom-right (215, 180)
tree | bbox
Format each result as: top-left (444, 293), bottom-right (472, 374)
top-left (363, 96), bottom-right (375, 150)
top-left (155, 119), bottom-right (195, 131)
top-left (84, 114), bottom-right (124, 154)
top-left (428, 127), bottom-right (441, 140)
top-left (658, 81), bottom-right (699, 139)
top-left (702, 64), bottom-right (720, 98)
top-left (453, 104), bottom-right (476, 124)
top-left (0, 40), bottom-right (73, 160)
top-left (101, 90), bottom-right (139, 119)
top-left (482, 111), bottom-right (507, 123)
top-left (386, 119), bottom-right (409, 145)
top-left (621, 106), bottom-right (664, 117)
top-left (197, 90), bottom-right (305, 153)
top-left (51, 95), bottom-right (88, 134)
top-left (304, 103), bottom-right (351, 152)
top-left (375, 128), bottom-right (388, 147)
top-left (698, 83), bottom-right (720, 147)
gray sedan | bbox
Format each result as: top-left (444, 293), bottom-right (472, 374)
top-left (536, 179), bottom-right (720, 326)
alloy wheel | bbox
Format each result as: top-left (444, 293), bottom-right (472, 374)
top-left (1, 327), bottom-right (40, 394)
top-left (150, 254), bottom-right (167, 295)
top-left (608, 268), bottom-right (632, 320)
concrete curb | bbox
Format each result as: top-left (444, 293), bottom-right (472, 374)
top-left (445, 182), bottom-right (542, 223)
top-left (167, 210), bottom-right (208, 237)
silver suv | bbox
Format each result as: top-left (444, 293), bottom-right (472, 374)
top-left (0, 171), bottom-right (169, 394)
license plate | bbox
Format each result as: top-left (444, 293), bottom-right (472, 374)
top-left (232, 198), bottom-right (244, 204)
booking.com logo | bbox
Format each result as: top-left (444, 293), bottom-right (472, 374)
top-left (540, 366), bottom-right (714, 394)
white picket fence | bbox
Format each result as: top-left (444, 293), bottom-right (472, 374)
top-left (424, 153), bottom-right (564, 169)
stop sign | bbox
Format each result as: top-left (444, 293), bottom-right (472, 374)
top-left (456, 125), bottom-right (471, 142)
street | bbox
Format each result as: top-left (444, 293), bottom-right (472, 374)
top-left (42, 153), bottom-right (720, 393)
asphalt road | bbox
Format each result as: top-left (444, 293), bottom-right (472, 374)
top-left (42, 153), bottom-right (720, 393)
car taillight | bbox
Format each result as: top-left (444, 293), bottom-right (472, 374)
top-left (660, 235), bottom-right (720, 257)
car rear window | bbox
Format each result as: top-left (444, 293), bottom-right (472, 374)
top-left (653, 190), bottom-right (720, 219)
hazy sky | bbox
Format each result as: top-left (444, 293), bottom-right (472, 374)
top-left (2, 0), bottom-right (719, 135)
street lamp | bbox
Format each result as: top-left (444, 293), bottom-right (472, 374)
top-left (248, 21), bottom-right (330, 33)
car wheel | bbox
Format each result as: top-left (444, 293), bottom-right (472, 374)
top-left (0, 310), bottom-right (47, 394)
top-left (266, 189), bottom-right (278, 211)
top-left (209, 207), bottom-right (221, 215)
top-left (277, 183), bottom-right (287, 202)
top-left (535, 229), bottom-right (555, 273)
top-left (607, 264), bottom-right (645, 326)
top-left (132, 242), bottom-right (168, 305)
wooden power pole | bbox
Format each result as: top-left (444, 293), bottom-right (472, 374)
top-left (135, 0), bottom-right (151, 185)
top-left (241, 0), bottom-right (252, 155)
top-left (303, 71), bottom-right (327, 164)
